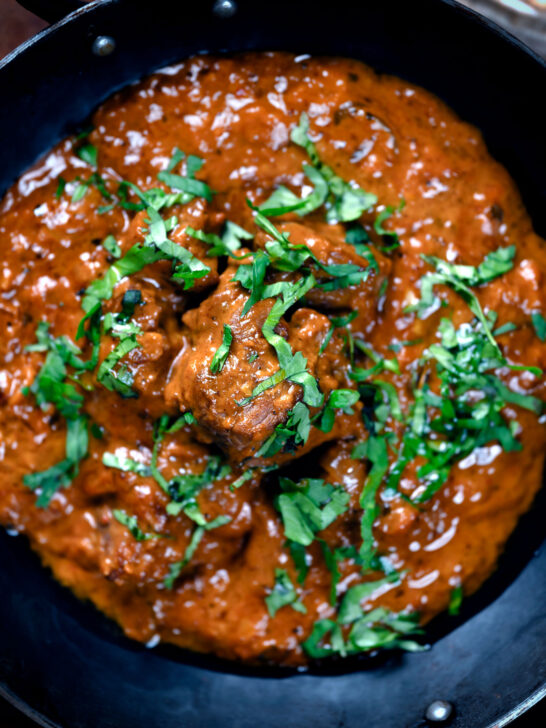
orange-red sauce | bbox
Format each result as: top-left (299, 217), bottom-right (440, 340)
top-left (0, 53), bottom-right (545, 666)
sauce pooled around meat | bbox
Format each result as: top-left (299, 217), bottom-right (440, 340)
top-left (0, 53), bottom-right (545, 666)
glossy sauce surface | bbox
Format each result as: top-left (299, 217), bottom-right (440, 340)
top-left (0, 53), bottom-right (545, 665)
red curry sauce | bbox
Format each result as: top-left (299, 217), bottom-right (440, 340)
top-left (0, 53), bottom-right (545, 665)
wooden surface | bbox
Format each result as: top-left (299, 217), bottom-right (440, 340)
top-left (0, 1), bottom-right (544, 726)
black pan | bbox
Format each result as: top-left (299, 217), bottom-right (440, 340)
top-left (1, 1), bottom-right (545, 726)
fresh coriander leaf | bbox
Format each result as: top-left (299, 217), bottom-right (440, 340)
top-left (164, 456), bottom-right (231, 522)
top-left (164, 527), bottom-right (204, 589)
top-left (157, 170), bottom-right (213, 202)
top-left (373, 201), bottom-right (405, 251)
top-left (222, 220), bottom-right (254, 251)
top-left (290, 113), bottom-right (377, 223)
top-left (97, 336), bottom-right (140, 398)
top-left (302, 607), bottom-right (425, 658)
top-left (358, 435), bottom-right (389, 568)
top-left (233, 250), bottom-right (270, 316)
top-left (23, 458), bottom-right (75, 508)
top-left (314, 388), bottom-right (360, 433)
top-left (166, 147), bottom-right (185, 172)
top-left (406, 247), bottom-right (516, 352)
top-left (231, 469), bottom-right (255, 490)
top-left (256, 402), bottom-right (312, 458)
top-left (532, 312), bottom-right (546, 342)
top-left (102, 451), bottom-right (151, 476)
top-left (55, 177), bottom-right (66, 199)
top-left (448, 585), bottom-right (463, 616)
top-left (210, 324), bottom-right (233, 374)
top-left (338, 574), bottom-right (400, 624)
top-left (260, 164), bottom-right (329, 218)
top-left (102, 234), bottom-right (122, 259)
top-left (113, 509), bottom-right (162, 541)
top-left (493, 322), bottom-right (517, 336)
top-left (265, 568), bottom-right (306, 617)
top-left (71, 181), bottom-right (89, 203)
top-left (77, 143), bottom-right (98, 167)
top-left (164, 515), bottom-right (231, 589)
top-left (288, 540), bottom-right (309, 584)
top-left (276, 477), bottom-right (350, 546)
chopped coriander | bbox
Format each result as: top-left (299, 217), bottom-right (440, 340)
top-left (265, 568), bottom-right (307, 617)
top-left (345, 224), bottom-right (379, 272)
top-left (76, 143), bottom-right (98, 167)
top-left (290, 113), bottom-right (377, 223)
top-left (387, 338), bottom-right (422, 353)
top-left (493, 322), bottom-right (517, 336)
top-left (164, 528), bottom-right (203, 588)
top-left (373, 200), bottom-right (405, 251)
top-left (71, 181), bottom-right (89, 203)
top-left (186, 223), bottom-right (252, 259)
top-left (276, 477), bottom-right (350, 547)
top-left (55, 177), bottom-right (66, 199)
top-left (532, 312), bottom-right (546, 342)
top-left (102, 451), bottom-right (151, 476)
top-left (165, 456), bottom-right (231, 521)
top-left (259, 163), bottom-right (329, 218)
top-left (257, 402), bottom-right (312, 458)
top-left (22, 323), bottom-right (95, 507)
top-left (303, 606), bottom-right (424, 658)
top-left (166, 147), bottom-right (185, 173)
top-left (406, 246), bottom-right (516, 352)
top-left (210, 325), bottom-right (233, 374)
top-left (319, 311), bottom-right (358, 355)
top-left (448, 585), bottom-right (463, 616)
top-left (288, 540), bottom-right (309, 585)
top-left (233, 250), bottom-right (270, 316)
top-left (113, 509), bottom-right (162, 541)
top-left (381, 317), bottom-right (543, 506)
top-left (97, 335), bottom-right (141, 398)
top-left (102, 234), bottom-right (122, 259)
top-left (164, 515), bottom-right (231, 589)
top-left (338, 573), bottom-right (400, 624)
top-left (231, 469), bottom-right (254, 490)
top-left (314, 388), bottom-right (360, 433)
top-left (157, 170), bottom-right (213, 202)
top-left (357, 435), bottom-right (389, 567)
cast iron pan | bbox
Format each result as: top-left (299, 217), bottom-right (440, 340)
top-left (1, 1), bottom-right (545, 726)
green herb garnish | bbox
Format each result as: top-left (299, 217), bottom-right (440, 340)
top-left (265, 568), bottom-right (307, 617)
top-left (113, 509), bottom-right (162, 541)
top-left (210, 324), bottom-right (233, 374)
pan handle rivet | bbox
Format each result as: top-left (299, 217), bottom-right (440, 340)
top-left (92, 36), bottom-right (116, 57)
top-left (212, 0), bottom-right (237, 18)
top-left (425, 700), bottom-right (453, 722)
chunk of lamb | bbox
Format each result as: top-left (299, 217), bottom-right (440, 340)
top-left (165, 262), bottom-right (359, 462)
top-left (255, 221), bottom-right (391, 333)
top-left (120, 197), bottom-right (220, 292)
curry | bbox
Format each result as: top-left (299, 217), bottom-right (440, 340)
top-left (0, 53), bottom-right (544, 666)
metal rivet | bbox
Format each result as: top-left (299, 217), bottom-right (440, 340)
top-left (212, 0), bottom-right (237, 18)
top-left (425, 700), bottom-right (453, 723)
top-left (92, 35), bottom-right (116, 57)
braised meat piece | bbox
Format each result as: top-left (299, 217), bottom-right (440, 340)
top-left (255, 221), bottom-right (391, 331)
top-left (165, 262), bottom-right (358, 461)
top-left (120, 198), bottom-right (220, 292)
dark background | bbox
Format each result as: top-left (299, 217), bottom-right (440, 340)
top-left (0, 1), bottom-right (544, 726)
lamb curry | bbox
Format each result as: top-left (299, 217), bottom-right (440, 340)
top-left (0, 53), bottom-right (545, 666)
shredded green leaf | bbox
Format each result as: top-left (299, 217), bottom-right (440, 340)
top-left (113, 509), bottom-right (162, 541)
top-left (210, 324), bottom-right (233, 374)
top-left (265, 568), bottom-right (307, 617)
